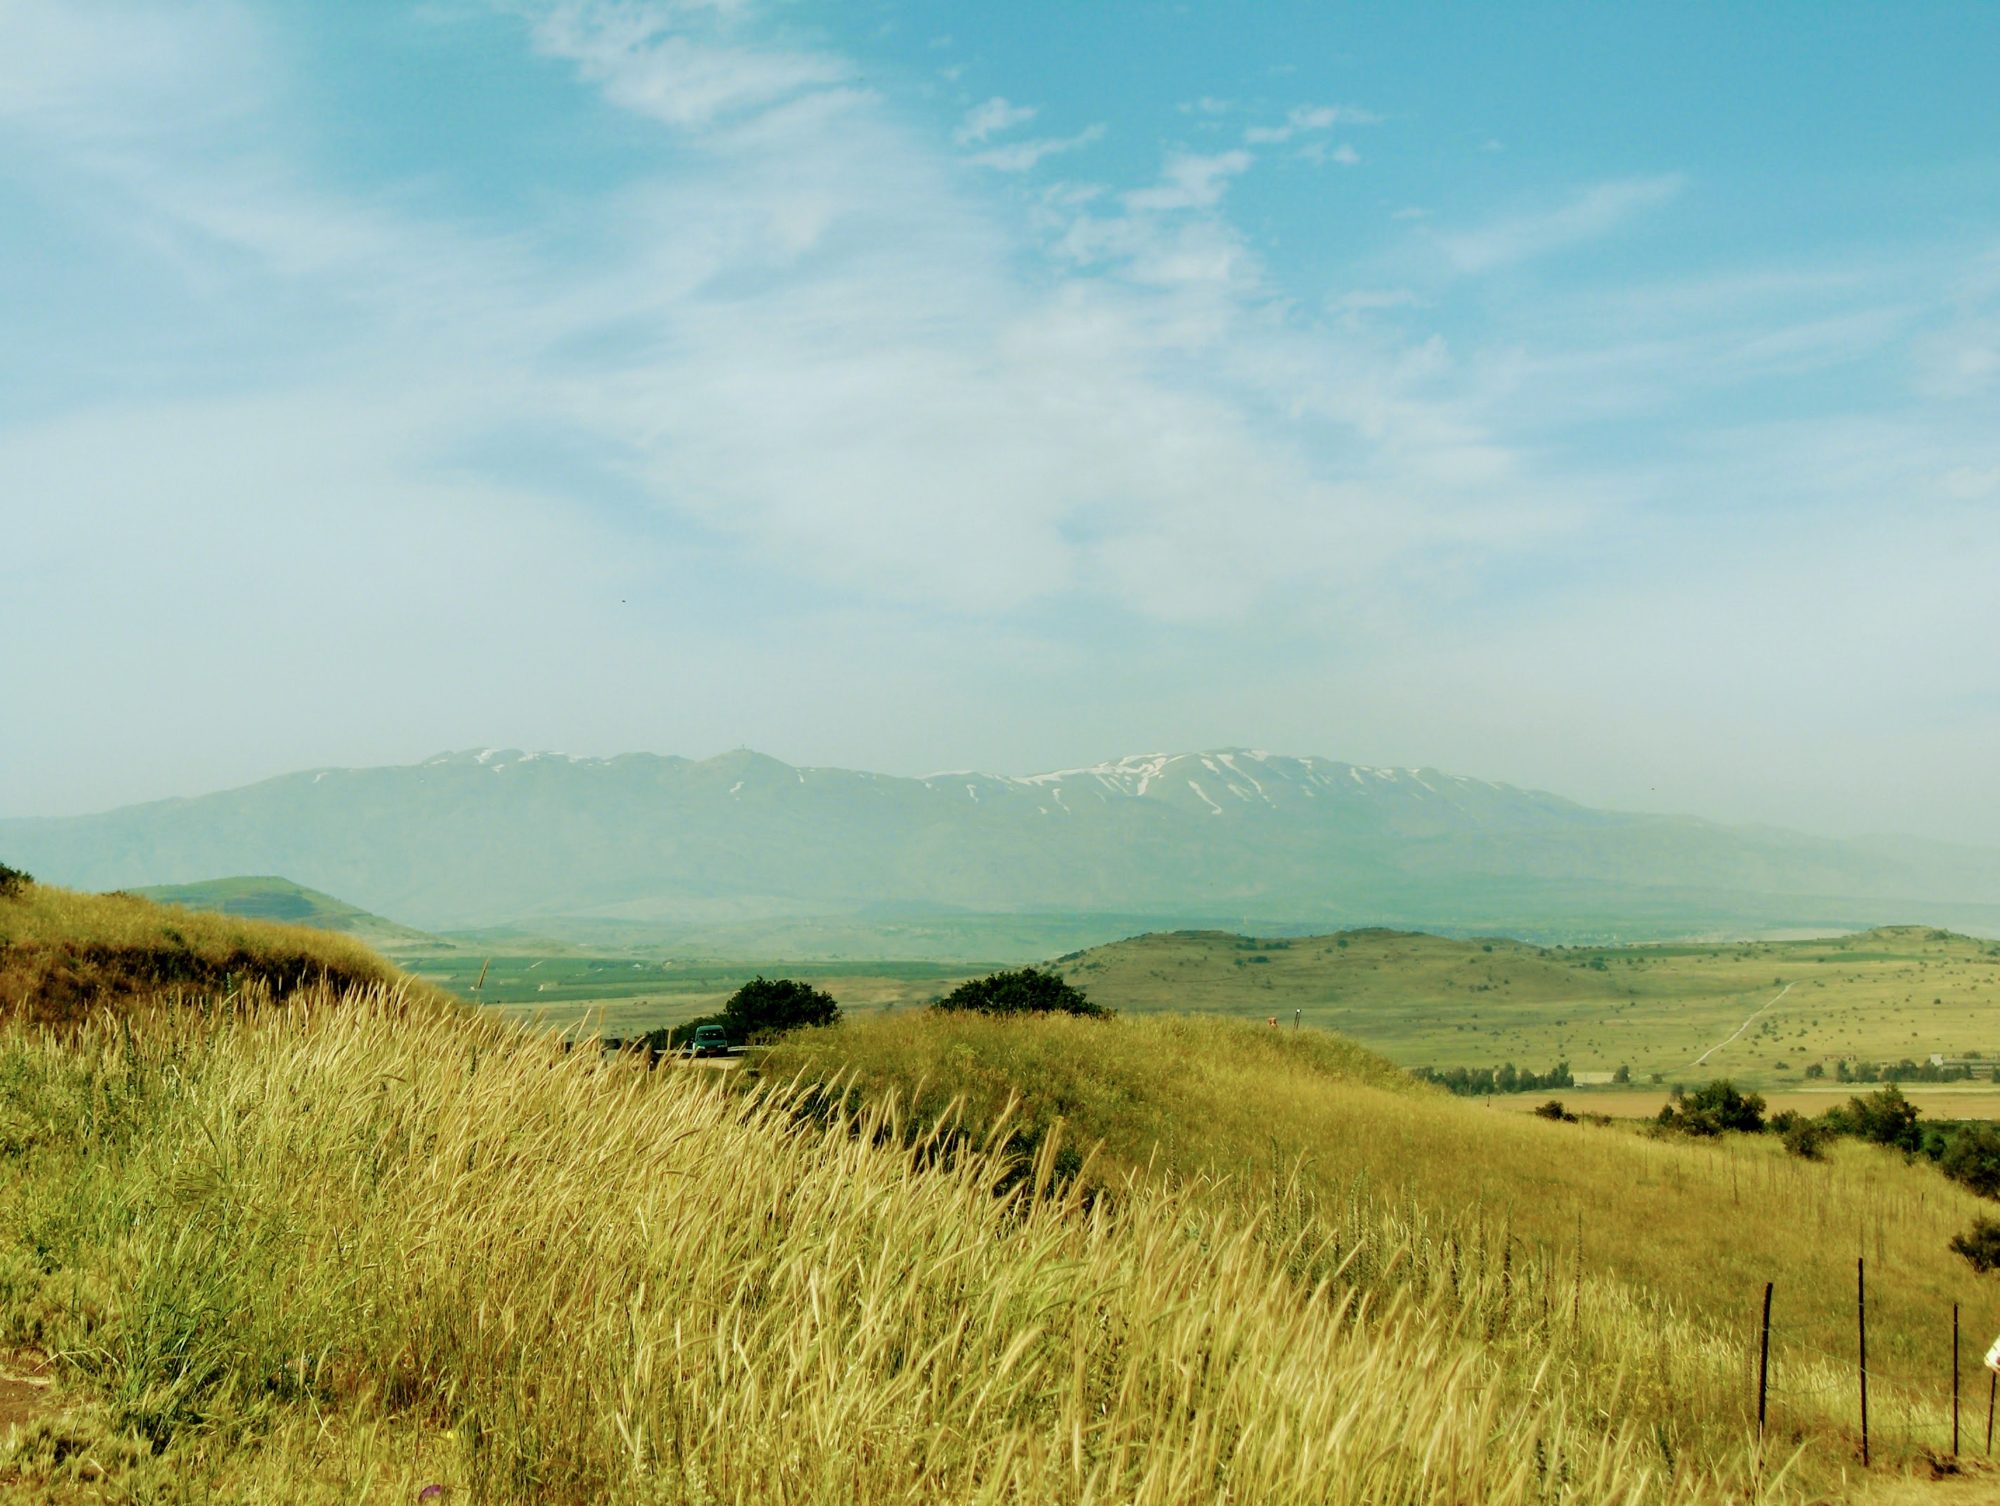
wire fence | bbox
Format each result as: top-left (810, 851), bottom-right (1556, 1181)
top-left (1751, 1261), bottom-right (1998, 1467)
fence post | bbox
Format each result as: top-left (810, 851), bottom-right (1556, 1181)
top-left (1858, 1257), bottom-right (1869, 1468)
top-left (1954, 1302), bottom-right (1961, 1457)
top-left (1987, 1368), bottom-right (1995, 1456)
top-left (1758, 1281), bottom-right (1773, 1441)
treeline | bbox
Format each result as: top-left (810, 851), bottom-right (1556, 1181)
top-left (1652, 1079), bottom-right (2000, 1199)
top-left (1831, 1057), bottom-right (1991, 1084)
top-left (1412, 1061), bottom-right (1573, 1097)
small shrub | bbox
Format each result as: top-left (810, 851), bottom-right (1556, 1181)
top-left (1777, 1115), bottom-right (1832, 1161)
top-left (0, 862), bottom-right (30, 899)
top-left (1951, 1216), bottom-right (2000, 1274)
top-left (934, 967), bottom-right (1106, 1018)
top-left (1533, 1099), bottom-right (1576, 1123)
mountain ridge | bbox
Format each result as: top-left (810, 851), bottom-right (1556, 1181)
top-left (5, 746), bottom-right (1998, 949)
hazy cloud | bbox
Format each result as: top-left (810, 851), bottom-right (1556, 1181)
top-left (1437, 174), bottom-right (1686, 272)
top-left (968, 123), bottom-right (1103, 172)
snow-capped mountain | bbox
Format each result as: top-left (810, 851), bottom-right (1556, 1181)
top-left (5, 748), bottom-right (1998, 943)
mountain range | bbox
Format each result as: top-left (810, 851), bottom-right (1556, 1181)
top-left (5, 747), bottom-right (1998, 954)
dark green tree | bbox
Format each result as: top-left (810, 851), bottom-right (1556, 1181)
top-left (1826, 1085), bottom-right (1922, 1152)
top-left (1656, 1079), bottom-right (1766, 1137)
top-left (721, 976), bottom-right (841, 1040)
top-left (934, 967), bottom-right (1106, 1017)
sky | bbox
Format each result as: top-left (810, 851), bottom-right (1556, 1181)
top-left (2, 1), bottom-right (1997, 843)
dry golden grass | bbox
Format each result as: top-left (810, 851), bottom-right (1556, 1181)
top-left (2, 895), bottom-right (1994, 1502)
top-left (0, 984), bottom-right (1792, 1504)
top-left (769, 1009), bottom-right (2000, 1491)
top-left (0, 882), bottom-right (421, 1027)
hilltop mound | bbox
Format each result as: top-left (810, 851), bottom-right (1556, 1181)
top-left (133, 874), bottom-right (447, 951)
top-left (0, 878), bottom-right (413, 1026)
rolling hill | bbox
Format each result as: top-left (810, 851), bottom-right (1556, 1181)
top-left (133, 875), bottom-right (448, 952)
top-left (6, 746), bottom-right (2000, 949)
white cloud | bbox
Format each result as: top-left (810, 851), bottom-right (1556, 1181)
top-left (1296, 140), bottom-right (1360, 167)
top-left (1123, 150), bottom-right (1253, 212)
top-left (967, 123), bottom-right (1103, 173)
top-left (1243, 102), bottom-right (1378, 144)
top-left (1437, 174), bottom-right (1686, 273)
top-left (954, 95), bottom-right (1035, 145)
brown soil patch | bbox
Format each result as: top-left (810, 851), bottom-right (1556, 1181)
top-left (0, 1350), bottom-right (55, 1434)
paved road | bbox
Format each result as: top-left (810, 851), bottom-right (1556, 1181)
top-left (1690, 981), bottom-right (1795, 1068)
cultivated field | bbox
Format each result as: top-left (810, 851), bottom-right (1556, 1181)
top-left (406, 951), bottom-right (967, 1037)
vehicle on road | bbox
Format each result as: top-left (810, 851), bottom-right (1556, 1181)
top-left (685, 1024), bottom-right (733, 1058)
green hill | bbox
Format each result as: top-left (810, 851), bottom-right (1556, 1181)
top-left (1052, 925), bottom-right (2000, 1090)
top-left (133, 875), bottom-right (447, 952)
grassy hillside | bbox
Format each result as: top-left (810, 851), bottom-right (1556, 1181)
top-left (3, 972), bottom-right (1717, 1501)
top-left (767, 1009), bottom-right (2000, 1497)
top-left (134, 874), bottom-right (448, 952)
top-left (1056, 925), bottom-right (2000, 1090)
top-left (0, 879), bottom-right (412, 1027)
top-left (3, 886), bottom-right (1995, 1500)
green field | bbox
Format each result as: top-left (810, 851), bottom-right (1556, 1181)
top-left (1052, 925), bottom-right (2000, 1094)
top-left (421, 923), bottom-right (2000, 1098)
top-left (407, 951), bottom-right (977, 1037)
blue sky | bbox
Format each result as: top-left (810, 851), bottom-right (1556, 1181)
top-left (2, 0), bottom-right (1998, 842)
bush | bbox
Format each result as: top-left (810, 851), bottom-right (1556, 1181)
top-left (1656, 1080), bottom-right (1765, 1137)
top-left (1770, 1111), bottom-right (1831, 1160)
top-left (0, 862), bottom-right (30, 899)
top-left (934, 967), bottom-right (1106, 1018)
top-left (722, 976), bottom-right (841, 1041)
top-left (1942, 1123), bottom-right (2000, 1199)
top-left (1951, 1216), bottom-right (2000, 1274)
top-left (1533, 1099), bottom-right (1576, 1123)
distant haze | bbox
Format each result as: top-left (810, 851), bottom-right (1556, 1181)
top-left (6, 747), bottom-right (1999, 954)
top-left (2, 4), bottom-right (1997, 841)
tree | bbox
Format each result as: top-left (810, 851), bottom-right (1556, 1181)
top-left (1656, 1079), bottom-right (1765, 1137)
top-left (721, 976), bottom-right (840, 1041)
top-left (1827, 1085), bottom-right (1922, 1152)
top-left (934, 967), bottom-right (1106, 1018)
top-left (0, 861), bottom-right (30, 899)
